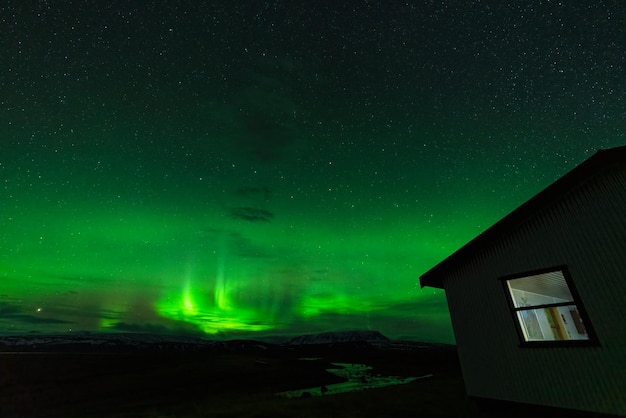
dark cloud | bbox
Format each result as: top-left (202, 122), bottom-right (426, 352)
top-left (46, 273), bottom-right (118, 284)
top-left (110, 322), bottom-right (170, 333)
top-left (110, 322), bottom-right (204, 337)
top-left (0, 302), bottom-right (21, 315)
top-left (12, 314), bottom-right (73, 324)
top-left (191, 228), bottom-right (275, 258)
top-left (229, 207), bottom-right (274, 222)
top-left (230, 234), bottom-right (275, 259)
top-left (0, 302), bottom-right (73, 324)
top-left (234, 186), bottom-right (272, 201)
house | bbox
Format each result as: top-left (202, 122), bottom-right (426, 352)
top-left (419, 145), bottom-right (626, 417)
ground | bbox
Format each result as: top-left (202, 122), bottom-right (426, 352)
top-left (0, 344), bottom-right (536, 418)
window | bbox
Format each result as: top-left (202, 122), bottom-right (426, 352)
top-left (502, 266), bottom-right (598, 345)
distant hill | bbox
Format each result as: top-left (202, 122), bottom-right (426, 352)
top-left (0, 330), bottom-right (450, 353)
top-left (285, 330), bottom-right (390, 346)
top-left (0, 332), bottom-right (280, 353)
top-left (0, 332), bottom-right (219, 352)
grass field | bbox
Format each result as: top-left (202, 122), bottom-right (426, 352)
top-left (0, 346), bottom-right (490, 418)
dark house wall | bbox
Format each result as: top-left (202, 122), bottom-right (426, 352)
top-left (442, 164), bottom-right (626, 416)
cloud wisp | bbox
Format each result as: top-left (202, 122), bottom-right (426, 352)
top-left (229, 207), bottom-right (275, 222)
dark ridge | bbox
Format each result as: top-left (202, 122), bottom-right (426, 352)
top-left (285, 330), bottom-right (390, 346)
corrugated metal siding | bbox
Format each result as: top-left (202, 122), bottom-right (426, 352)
top-left (443, 166), bottom-right (626, 416)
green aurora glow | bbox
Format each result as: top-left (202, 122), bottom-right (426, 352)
top-left (1, 2), bottom-right (624, 342)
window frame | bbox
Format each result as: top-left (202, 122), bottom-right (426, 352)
top-left (500, 265), bottom-right (600, 347)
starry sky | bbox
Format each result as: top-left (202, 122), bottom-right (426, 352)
top-left (1, 1), bottom-right (624, 343)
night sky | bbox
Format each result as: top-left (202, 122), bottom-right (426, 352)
top-left (1, 1), bottom-right (624, 343)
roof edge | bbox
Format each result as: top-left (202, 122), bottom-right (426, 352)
top-left (419, 145), bottom-right (626, 289)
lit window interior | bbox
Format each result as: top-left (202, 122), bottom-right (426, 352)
top-left (506, 270), bottom-right (589, 342)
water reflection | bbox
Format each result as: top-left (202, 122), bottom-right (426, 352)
top-left (277, 361), bottom-right (432, 398)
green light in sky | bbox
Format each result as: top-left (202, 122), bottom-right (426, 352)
top-left (183, 280), bottom-right (197, 315)
top-left (297, 292), bottom-right (378, 318)
top-left (155, 270), bottom-right (276, 335)
top-left (3, 1), bottom-right (619, 344)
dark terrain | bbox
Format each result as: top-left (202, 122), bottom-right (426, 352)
top-left (0, 332), bottom-right (480, 418)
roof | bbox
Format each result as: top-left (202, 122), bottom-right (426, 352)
top-left (419, 145), bottom-right (626, 289)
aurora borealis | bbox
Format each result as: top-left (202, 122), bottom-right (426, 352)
top-left (1, 2), bottom-right (624, 343)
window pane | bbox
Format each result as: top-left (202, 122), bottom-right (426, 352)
top-left (507, 270), bottom-right (574, 308)
top-left (517, 305), bottom-right (589, 341)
